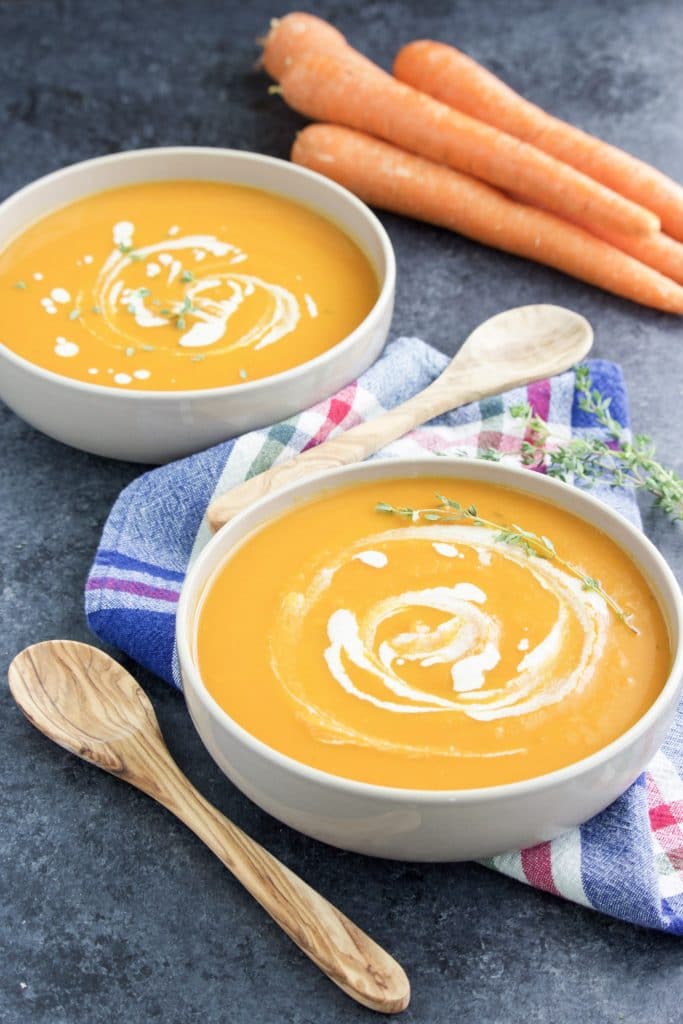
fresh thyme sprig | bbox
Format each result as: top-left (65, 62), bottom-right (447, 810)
top-left (510, 366), bottom-right (683, 520)
top-left (376, 494), bottom-right (638, 633)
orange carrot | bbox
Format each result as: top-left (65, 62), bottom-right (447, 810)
top-left (262, 11), bottom-right (374, 80)
top-left (585, 227), bottom-right (683, 287)
top-left (508, 190), bottom-right (683, 285)
top-left (394, 40), bottom-right (683, 242)
top-left (292, 124), bottom-right (683, 314)
top-left (273, 49), bottom-right (658, 238)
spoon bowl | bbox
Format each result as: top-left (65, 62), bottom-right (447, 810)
top-left (207, 303), bottom-right (593, 531)
top-left (449, 303), bottom-right (593, 381)
top-left (9, 641), bottom-right (156, 758)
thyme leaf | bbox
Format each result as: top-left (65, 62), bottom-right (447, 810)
top-left (376, 494), bottom-right (638, 634)
top-left (510, 366), bottom-right (683, 520)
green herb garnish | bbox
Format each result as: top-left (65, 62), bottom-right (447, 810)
top-left (239, 368), bottom-right (248, 380)
top-left (117, 243), bottom-right (143, 261)
top-left (509, 366), bottom-right (683, 521)
top-left (180, 270), bottom-right (194, 283)
top-left (376, 494), bottom-right (638, 633)
top-left (173, 295), bottom-right (194, 330)
top-left (91, 305), bottom-right (102, 314)
top-left (68, 309), bottom-right (81, 320)
top-left (15, 280), bottom-right (27, 290)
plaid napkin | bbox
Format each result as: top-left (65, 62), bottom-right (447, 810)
top-left (86, 337), bottom-right (683, 935)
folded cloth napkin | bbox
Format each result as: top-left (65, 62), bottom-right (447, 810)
top-left (86, 336), bottom-right (683, 935)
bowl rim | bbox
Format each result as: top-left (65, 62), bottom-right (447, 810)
top-left (0, 145), bottom-right (395, 401)
top-left (177, 456), bottom-right (683, 804)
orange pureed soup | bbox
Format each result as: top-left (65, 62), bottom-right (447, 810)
top-left (196, 478), bottom-right (671, 790)
top-left (0, 180), bottom-right (378, 390)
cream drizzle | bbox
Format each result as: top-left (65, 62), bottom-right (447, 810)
top-left (54, 336), bottom-right (78, 357)
top-left (353, 550), bottom-right (388, 568)
top-left (432, 541), bottom-right (461, 558)
top-left (270, 524), bottom-right (610, 757)
top-left (87, 224), bottom-right (303, 363)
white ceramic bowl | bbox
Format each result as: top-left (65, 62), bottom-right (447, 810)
top-left (0, 147), bottom-right (395, 463)
top-left (177, 458), bottom-right (683, 861)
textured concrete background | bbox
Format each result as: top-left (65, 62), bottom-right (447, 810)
top-left (1, 1), bottom-right (682, 1021)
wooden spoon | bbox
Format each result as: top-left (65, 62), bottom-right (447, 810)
top-left (207, 303), bottom-right (592, 532)
top-left (8, 640), bottom-right (410, 1014)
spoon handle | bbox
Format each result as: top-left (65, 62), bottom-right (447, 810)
top-left (151, 759), bottom-right (410, 1013)
top-left (206, 373), bottom-right (474, 532)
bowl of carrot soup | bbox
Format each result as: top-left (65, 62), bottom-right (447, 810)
top-left (177, 457), bottom-right (683, 861)
top-left (0, 147), bottom-right (394, 462)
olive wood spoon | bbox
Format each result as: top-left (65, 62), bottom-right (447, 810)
top-left (207, 303), bottom-right (592, 532)
top-left (8, 640), bottom-right (410, 1014)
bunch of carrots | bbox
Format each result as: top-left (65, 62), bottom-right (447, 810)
top-left (260, 12), bottom-right (683, 314)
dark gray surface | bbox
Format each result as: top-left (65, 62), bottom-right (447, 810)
top-left (1, 0), bottom-right (682, 1021)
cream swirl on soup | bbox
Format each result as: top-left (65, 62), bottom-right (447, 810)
top-left (271, 524), bottom-right (610, 758)
top-left (91, 224), bottom-right (301, 356)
